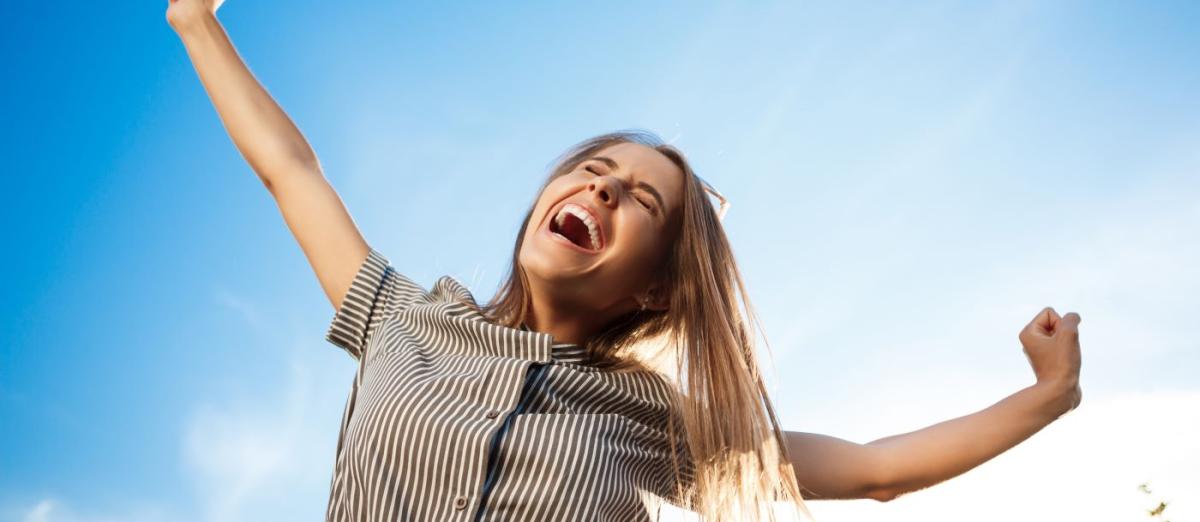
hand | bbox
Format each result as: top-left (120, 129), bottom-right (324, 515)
top-left (166, 0), bottom-right (226, 35)
top-left (1018, 307), bottom-right (1083, 414)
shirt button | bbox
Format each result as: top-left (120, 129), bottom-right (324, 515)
top-left (453, 495), bottom-right (468, 510)
top-left (485, 409), bottom-right (500, 419)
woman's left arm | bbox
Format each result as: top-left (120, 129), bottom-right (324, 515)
top-left (785, 307), bottom-right (1083, 502)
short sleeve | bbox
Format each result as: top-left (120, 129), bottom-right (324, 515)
top-left (324, 247), bottom-right (429, 360)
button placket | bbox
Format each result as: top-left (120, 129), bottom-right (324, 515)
top-left (474, 363), bottom-right (544, 521)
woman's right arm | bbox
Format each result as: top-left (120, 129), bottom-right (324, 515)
top-left (167, 0), bottom-right (371, 312)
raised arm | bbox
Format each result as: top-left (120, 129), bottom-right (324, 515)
top-left (785, 307), bottom-right (1083, 502)
top-left (782, 431), bottom-right (890, 501)
top-left (167, 0), bottom-right (371, 311)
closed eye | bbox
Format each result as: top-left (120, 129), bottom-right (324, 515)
top-left (584, 164), bottom-right (656, 213)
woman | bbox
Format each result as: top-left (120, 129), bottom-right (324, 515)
top-left (167, 2), bottom-right (1085, 521)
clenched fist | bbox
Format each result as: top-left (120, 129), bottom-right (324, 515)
top-left (1018, 307), bottom-right (1083, 415)
top-left (166, 0), bottom-right (226, 34)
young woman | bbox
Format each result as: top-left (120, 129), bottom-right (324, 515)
top-left (167, 2), bottom-right (1085, 521)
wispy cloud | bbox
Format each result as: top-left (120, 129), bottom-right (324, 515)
top-left (181, 347), bottom-right (341, 522)
top-left (212, 287), bottom-right (264, 332)
top-left (6, 498), bottom-right (169, 522)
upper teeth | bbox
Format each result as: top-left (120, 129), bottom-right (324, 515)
top-left (555, 203), bottom-right (601, 250)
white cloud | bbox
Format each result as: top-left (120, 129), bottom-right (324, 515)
top-left (5, 498), bottom-right (169, 522)
top-left (181, 336), bottom-right (348, 522)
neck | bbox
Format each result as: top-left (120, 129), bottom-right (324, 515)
top-left (524, 303), bottom-right (595, 346)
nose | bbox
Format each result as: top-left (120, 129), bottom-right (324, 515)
top-left (587, 175), bottom-right (621, 209)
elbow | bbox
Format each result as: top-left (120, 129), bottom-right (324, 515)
top-left (861, 449), bottom-right (898, 502)
top-left (866, 487), bottom-right (899, 503)
top-left (258, 173), bottom-right (274, 193)
top-left (863, 445), bottom-right (911, 502)
top-left (255, 157), bottom-right (323, 196)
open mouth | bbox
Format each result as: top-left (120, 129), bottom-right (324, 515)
top-left (548, 203), bottom-right (603, 252)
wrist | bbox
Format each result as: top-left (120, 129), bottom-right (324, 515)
top-left (172, 11), bottom-right (221, 43)
top-left (1030, 378), bottom-right (1081, 418)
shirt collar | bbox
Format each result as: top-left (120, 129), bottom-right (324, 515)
top-left (518, 322), bottom-right (588, 365)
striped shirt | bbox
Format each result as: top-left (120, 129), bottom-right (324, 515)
top-left (323, 247), bottom-right (695, 521)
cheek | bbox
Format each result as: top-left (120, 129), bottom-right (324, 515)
top-left (527, 197), bottom-right (558, 236)
top-left (620, 219), bottom-right (664, 262)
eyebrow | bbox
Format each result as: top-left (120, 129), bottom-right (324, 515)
top-left (590, 156), bottom-right (666, 214)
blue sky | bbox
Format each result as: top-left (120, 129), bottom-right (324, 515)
top-left (2, 1), bottom-right (1197, 521)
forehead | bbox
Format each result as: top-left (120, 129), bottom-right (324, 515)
top-left (589, 142), bottom-right (684, 210)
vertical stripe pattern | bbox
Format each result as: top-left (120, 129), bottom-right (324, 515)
top-left (323, 247), bottom-right (695, 521)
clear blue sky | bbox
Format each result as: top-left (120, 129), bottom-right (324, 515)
top-left (2, 1), bottom-right (1197, 521)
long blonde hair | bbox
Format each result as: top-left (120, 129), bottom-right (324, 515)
top-left (481, 129), bottom-right (813, 521)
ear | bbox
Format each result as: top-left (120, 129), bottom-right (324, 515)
top-left (641, 285), bottom-right (670, 312)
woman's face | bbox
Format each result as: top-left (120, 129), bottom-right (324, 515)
top-left (519, 142), bottom-right (685, 317)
